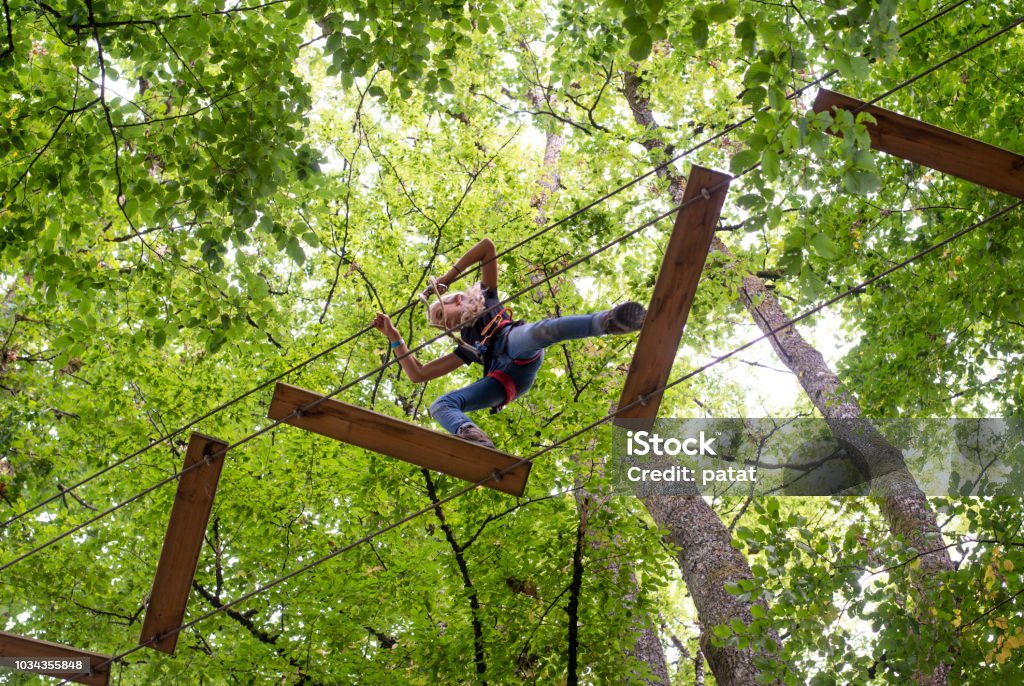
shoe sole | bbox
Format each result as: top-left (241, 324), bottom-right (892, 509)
top-left (458, 429), bottom-right (496, 449)
top-left (612, 302), bottom-right (646, 331)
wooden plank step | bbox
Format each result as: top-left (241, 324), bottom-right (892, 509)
top-left (813, 89), bottom-right (1024, 199)
top-left (139, 432), bottom-right (228, 654)
top-left (618, 165), bottom-right (730, 420)
top-left (0, 630), bottom-right (110, 685)
top-left (267, 383), bottom-right (531, 496)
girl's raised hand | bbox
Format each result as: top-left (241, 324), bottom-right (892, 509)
top-left (418, 278), bottom-right (448, 304)
top-left (372, 313), bottom-right (399, 339)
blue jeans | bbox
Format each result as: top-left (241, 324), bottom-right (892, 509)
top-left (429, 314), bottom-right (603, 434)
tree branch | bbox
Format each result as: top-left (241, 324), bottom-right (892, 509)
top-left (58, 483), bottom-right (97, 511)
top-left (192, 581), bottom-right (279, 645)
top-left (67, 0), bottom-right (291, 30)
top-left (566, 495), bottom-right (587, 686)
top-left (4, 98), bottom-right (100, 199)
top-left (86, 0), bottom-right (141, 242)
top-left (72, 599), bottom-right (145, 626)
top-left (421, 469), bottom-right (488, 682)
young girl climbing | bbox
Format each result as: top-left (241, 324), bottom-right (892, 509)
top-left (371, 237), bottom-right (646, 449)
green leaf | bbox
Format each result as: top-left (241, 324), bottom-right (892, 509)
top-left (842, 169), bottom-right (880, 195)
top-left (708, 1), bottom-right (738, 24)
top-left (735, 16), bottom-right (756, 38)
top-left (629, 33), bottom-right (653, 61)
top-left (737, 193), bottom-right (766, 210)
top-left (207, 330), bottom-right (226, 354)
top-left (759, 21), bottom-right (784, 47)
top-left (801, 268), bottom-right (827, 299)
top-left (762, 148), bottom-right (780, 180)
top-left (730, 148), bottom-right (760, 174)
top-left (623, 15), bottom-right (648, 35)
top-left (251, 277), bottom-right (269, 300)
top-left (712, 624), bottom-right (732, 639)
top-left (836, 54), bottom-right (870, 81)
top-left (741, 85), bottom-right (766, 107)
top-left (692, 20), bottom-right (709, 48)
top-left (286, 236), bottom-right (305, 265)
top-left (744, 63), bottom-right (772, 86)
top-left (810, 233), bottom-right (838, 259)
top-left (809, 130), bottom-right (831, 158)
top-left (283, 2), bottom-right (303, 20)
top-left (848, 55), bottom-right (870, 80)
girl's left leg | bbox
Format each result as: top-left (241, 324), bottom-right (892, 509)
top-left (505, 314), bottom-right (602, 360)
top-left (506, 302), bottom-right (645, 359)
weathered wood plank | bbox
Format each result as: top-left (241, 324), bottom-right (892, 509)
top-left (617, 165), bottom-right (730, 420)
top-left (139, 432), bottom-right (228, 654)
top-left (0, 630), bottom-right (110, 685)
top-left (813, 89), bottom-right (1024, 198)
top-left (268, 383), bottom-right (531, 496)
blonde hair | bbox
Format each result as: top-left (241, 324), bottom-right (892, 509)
top-left (427, 284), bottom-right (487, 329)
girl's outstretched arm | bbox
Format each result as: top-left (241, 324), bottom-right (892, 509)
top-left (372, 313), bottom-right (465, 383)
top-left (437, 238), bottom-right (498, 291)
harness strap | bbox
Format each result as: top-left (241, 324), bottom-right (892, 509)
top-left (486, 370), bottom-right (517, 410)
top-left (478, 308), bottom-right (511, 346)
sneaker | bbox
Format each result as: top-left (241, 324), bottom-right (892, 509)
top-left (600, 301), bottom-right (646, 334)
top-left (457, 424), bottom-right (496, 449)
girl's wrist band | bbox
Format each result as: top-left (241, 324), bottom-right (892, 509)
top-left (390, 339), bottom-right (404, 350)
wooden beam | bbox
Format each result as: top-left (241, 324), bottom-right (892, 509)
top-left (0, 631), bottom-right (110, 685)
top-left (268, 383), bottom-right (531, 496)
top-left (617, 165), bottom-right (730, 420)
top-left (813, 89), bottom-right (1024, 199)
top-left (139, 432), bottom-right (228, 654)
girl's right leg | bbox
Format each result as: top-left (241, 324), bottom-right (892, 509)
top-left (429, 376), bottom-right (507, 437)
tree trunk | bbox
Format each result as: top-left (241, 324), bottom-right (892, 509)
top-left (623, 69), bottom-right (954, 685)
top-left (733, 270), bottom-right (953, 575)
top-left (645, 493), bottom-right (778, 685)
top-left (526, 87), bottom-right (564, 227)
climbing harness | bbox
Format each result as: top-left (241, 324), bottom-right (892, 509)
top-left (418, 276), bottom-right (539, 411)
